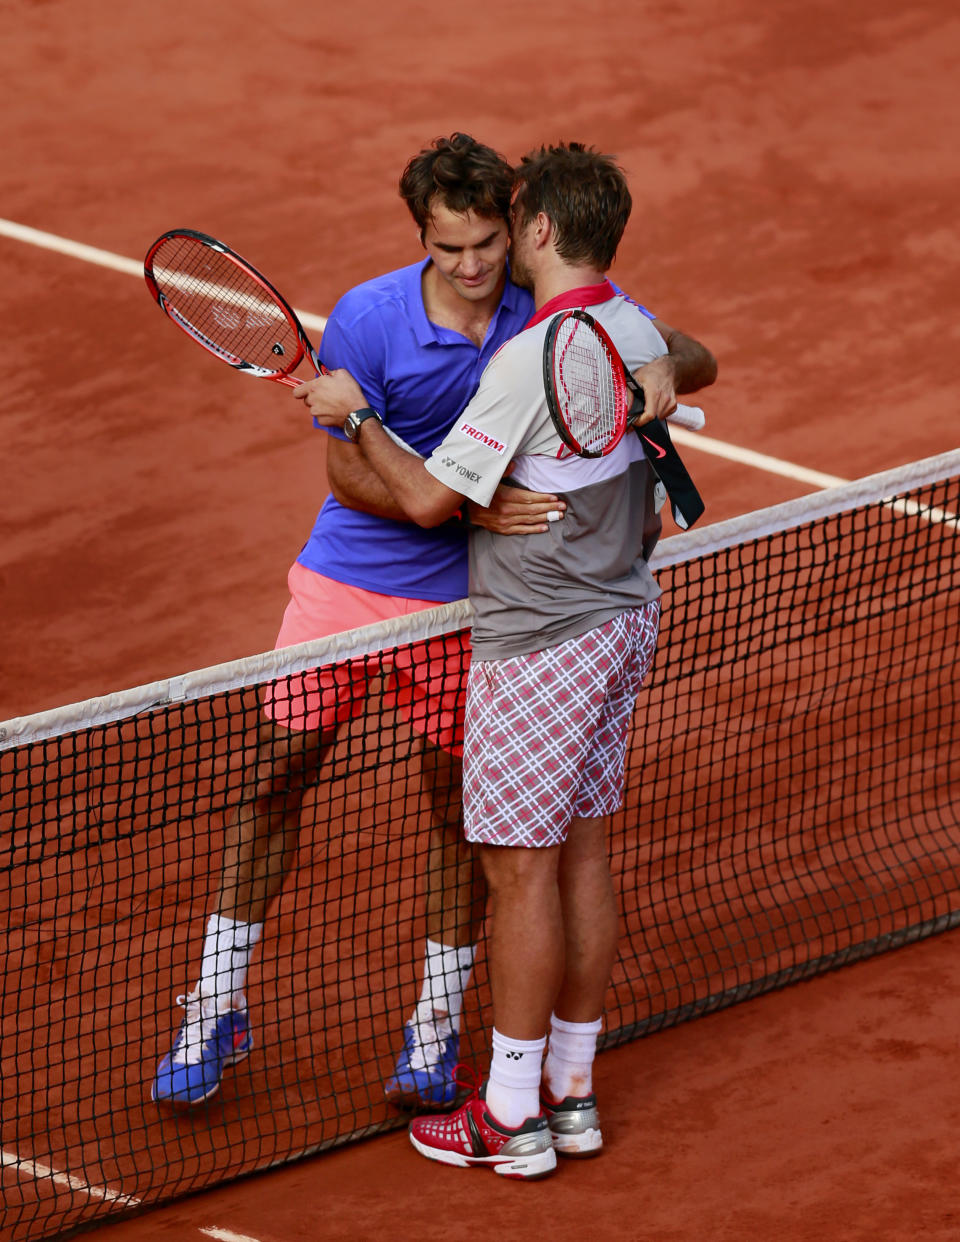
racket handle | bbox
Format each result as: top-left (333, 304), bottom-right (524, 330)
top-left (667, 404), bottom-right (705, 431)
top-left (276, 363), bottom-right (330, 389)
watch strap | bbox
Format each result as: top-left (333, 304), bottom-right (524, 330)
top-left (344, 407), bottom-right (382, 441)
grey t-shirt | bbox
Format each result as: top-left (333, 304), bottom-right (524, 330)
top-left (425, 293), bottom-right (667, 660)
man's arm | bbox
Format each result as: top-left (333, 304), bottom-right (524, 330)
top-left (297, 371), bottom-right (464, 524)
top-left (345, 419), bottom-right (464, 528)
top-left (294, 371), bottom-right (565, 532)
top-left (467, 483), bottom-right (564, 533)
top-left (632, 321), bottom-right (718, 422)
top-left (327, 438), bottom-right (412, 520)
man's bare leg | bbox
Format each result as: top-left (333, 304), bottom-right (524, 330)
top-left (476, 842), bottom-right (563, 1127)
top-left (420, 738), bottom-right (485, 947)
top-left (552, 816), bottom-right (618, 1023)
top-left (479, 843), bottom-right (564, 1039)
top-left (215, 719), bottom-right (337, 925)
top-left (478, 819), bottom-right (617, 1132)
top-left (538, 816), bottom-right (615, 1156)
top-left (151, 718), bottom-right (337, 1107)
top-left (386, 736), bottom-right (486, 1109)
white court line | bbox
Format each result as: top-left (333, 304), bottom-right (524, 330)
top-left (152, 265), bottom-right (291, 322)
top-left (668, 430), bottom-right (958, 528)
top-left (667, 427), bottom-right (847, 488)
top-left (0, 217), bottom-right (144, 277)
top-left (0, 1149), bottom-right (141, 1207)
top-left (0, 217), bottom-right (327, 333)
top-left (0, 216), bottom-right (812, 488)
top-left (200, 1227), bottom-right (264, 1242)
top-left (0, 216), bottom-right (951, 511)
top-left (0, 216), bottom-right (872, 488)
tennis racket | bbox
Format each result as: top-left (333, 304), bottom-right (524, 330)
top-left (543, 307), bottom-right (706, 529)
top-left (144, 229), bottom-right (320, 387)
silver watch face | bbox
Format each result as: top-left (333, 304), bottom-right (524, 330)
top-left (345, 408), bottom-right (377, 442)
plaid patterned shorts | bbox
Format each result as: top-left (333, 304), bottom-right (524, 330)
top-left (463, 602), bottom-right (660, 848)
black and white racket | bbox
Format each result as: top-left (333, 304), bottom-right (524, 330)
top-left (543, 307), bottom-right (706, 529)
top-left (144, 229), bottom-right (321, 387)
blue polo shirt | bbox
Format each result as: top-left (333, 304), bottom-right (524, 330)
top-left (297, 260), bottom-right (534, 601)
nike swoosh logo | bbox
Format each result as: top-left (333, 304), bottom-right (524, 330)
top-left (641, 435), bottom-right (667, 460)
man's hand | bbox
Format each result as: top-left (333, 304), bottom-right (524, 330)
top-left (629, 355), bottom-right (678, 426)
top-left (631, 321), bottom-right (718, 427)
top-left (293, 368), bottom-right (368, 426)
top-left (468, 482), bottom-right (566, 534)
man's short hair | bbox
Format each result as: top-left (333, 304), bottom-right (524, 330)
top-left (512, 143), bottom-right (632, 271)
top-left (400, 133), bottom-right (514, 239)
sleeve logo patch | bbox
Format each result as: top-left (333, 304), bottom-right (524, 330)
top-left (457, 421), bottom-right (507, 455)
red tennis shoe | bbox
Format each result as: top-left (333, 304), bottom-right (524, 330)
top-left (408, 1075), bottom-right (557, 1181)
top-left (540, 1087), bottom-right (603, 1157)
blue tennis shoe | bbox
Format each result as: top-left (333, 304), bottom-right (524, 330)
top-left (384, 1001), bottom-right (460, 1111)
top-left (151, 989), bottom-right (253, 1107)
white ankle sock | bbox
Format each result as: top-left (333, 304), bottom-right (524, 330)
top-left (197, 914), bottom-right (263, 1012)
top-left (485, 1028), bottom-right (545, 1129)
top-left (543, 1013), bottom-right (602, 1101)
top-left (413, 939), bottom-right (475, 1033)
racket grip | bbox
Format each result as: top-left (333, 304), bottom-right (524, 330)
top-left (667, 404), bottom-right (705, 432)
top-left (277, 362), bottom-right (330, 388)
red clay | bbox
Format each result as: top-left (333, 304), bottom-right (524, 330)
top-left (2, 0), bottom-right (958, 1237)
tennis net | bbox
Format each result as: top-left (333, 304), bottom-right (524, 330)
top-left (2, 449), bottom-right (958, 1240)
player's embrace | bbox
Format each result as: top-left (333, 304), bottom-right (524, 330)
top-left (304, 142), bottom-right (717, 1179)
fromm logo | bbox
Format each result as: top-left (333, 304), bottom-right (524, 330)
top-left (458, 422), bottom-right (506, 455)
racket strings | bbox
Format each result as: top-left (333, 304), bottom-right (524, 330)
top-left (554, 319), bottom-right (621, 454)
top-left (149, 236), bottom-right (301, 374)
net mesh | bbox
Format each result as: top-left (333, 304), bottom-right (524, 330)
top-left (2, 451), bottom-right (958, 1240)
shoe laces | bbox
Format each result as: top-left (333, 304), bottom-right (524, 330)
top-left (169, 990), bottom-right (222, 1067)
top-left (452, 1061), bottom-right (484, 1101)
top-left (406, 999), bottom-right (455, 1072)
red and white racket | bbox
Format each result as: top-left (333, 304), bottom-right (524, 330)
top-left (543, 307), bottom-right (705, 528)
top-left (144, 229), bottom-right (320, 387)
top-left (543, 308), bottom-right (631, 456)
top-left (543, 307), bottom-right (704, 455)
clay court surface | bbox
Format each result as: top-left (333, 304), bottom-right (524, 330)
top-left (2, 0), bottom-right (958, 1237)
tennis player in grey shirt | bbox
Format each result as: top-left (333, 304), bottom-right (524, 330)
top-left (426, 287), bottom-right (667, 662)
top-left (302, 141), bottom-right (716, 1179)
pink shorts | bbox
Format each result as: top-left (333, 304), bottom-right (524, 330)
top-left (261, 562), bottom-right (469, 754)
top-left (462, 603), bottom-right (660, 847)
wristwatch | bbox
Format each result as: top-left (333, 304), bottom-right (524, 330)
top-left (343, 407), bottom-right (383, 442)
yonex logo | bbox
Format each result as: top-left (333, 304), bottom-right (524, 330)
top-left (440, 455), bottom-right (482, 484)
top-left (458, 421), bottom-right (507, 455)
top-left (505, 1050), bottom-right (524, 1060)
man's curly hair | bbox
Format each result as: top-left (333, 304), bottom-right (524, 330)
top-left (400, 133), bottom-right (514, 239)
